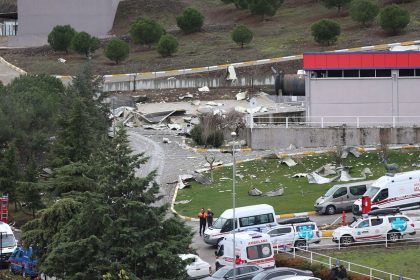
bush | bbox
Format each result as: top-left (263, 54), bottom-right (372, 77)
top-left (206, 131), bottom-right (224, 148)
top-left (311, 19), bottom-right (341, 45)
top-left (71, 32), bottom-right (100, 57)
top-left (379, 4), bottom-right (410, 34)
top-left (105, 38), bottom-right (130, 64)
top-left (231, 25), bottom-right (253, 48)
top-left (176, 7), bottom-right (204, 34)
top-left (248, 0), bottom-right (283, 20)
top-left (157, 34), bottom-right (179, 57)
top-left (48, 25), bottom-right (76, 53)
top-left (129, 17), bottom-right (165, 47)
top-left (274, 254), bottom-right (370, 280)
top-left (321, 0), bottom-right (351, 15)
top-left (191, 124), bottom-right (204, 146)
top-left (190, 124), bottom-right (224, 148)
top-left (350, 0), bottom-right (379, 26)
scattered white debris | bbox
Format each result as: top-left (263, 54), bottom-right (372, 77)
top-left (58, 58), bottom-right (66, 63)
top-left (280, 157), bottom-right (297, 167)
top-left (236, 91), bottom-right (247, 101)
top-left (174, 200), bottom-right (192, 205)
top-left (292, 173), bottom-right (307, 178)
top-left (198, 86), bottom-right (210, 92)
top-left (206, 101), bottom-right (223, 107)
top-left (162, 138), bottom-right (171, 144)
top-left (191, 100), bottom-right (201, 106)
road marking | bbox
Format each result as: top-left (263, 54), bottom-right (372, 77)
top-left (256, 59), bottom-right (271, 63)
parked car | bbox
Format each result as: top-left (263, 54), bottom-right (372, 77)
top-left (179, 254), bottom-right (212, 279)
top-left (265, 217), bottom-right (321, 250)
top-left (8, 246), bottom-right (38, 278)
top-left (314, 180), bottom-right (374, 215)
top-left (251, 267), bottom-right (314, 280)
top-left (332, 210), bottom-right (416, 245)
top-left (204, 264), bottom-right (264, 280)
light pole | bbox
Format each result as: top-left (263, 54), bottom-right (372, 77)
top-left (231, 131), bottom-right (237, 279)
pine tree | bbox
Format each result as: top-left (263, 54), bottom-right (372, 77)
top-left (0, 144), bottom-right (20, 210)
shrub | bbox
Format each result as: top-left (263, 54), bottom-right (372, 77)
top-left (191, 124), bottom-right (204, 146)
top-left (231, 25), bottom-right (253, 48)
top-left (176, 7), bottom-right (204, 34)
top-left (321, 0), bottom-right (351, 15)
top-left (47, 25), bottom-right (76, 53)
top-left (157, 34), bottom-right (179, 57)
top-left (206, 131), bottom-right (224, 148)
top-left (129, 17), bottom-right (165, 47)
top-left (311, 19), bottom-right (341, 45)
top-left (350, 0), bottom-right (379, 26)
top-left (71, 32), bottom-right (100, 57)
top-left (248, 0), bottom-right (283, 20)
top-left (105, 38), bottom-right (130, 64)
top-left (379, 4), bottom-right (410, 34)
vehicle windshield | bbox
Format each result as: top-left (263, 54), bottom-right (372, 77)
top-left (324, 185), bottom-right (339, 197)
top-left (211, 266), bottom-right (231, 278)
top-left (349, 219), bottom-right (359, 228)
top-left (0, 234), bottom-right (16, 248)
top-left (364, 187), bottom-right (380, 198)
top-left (212, 218), bottom-right (227, 229)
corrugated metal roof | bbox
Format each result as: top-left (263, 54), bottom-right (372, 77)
top-left (303, 52), bottom-right (420, 70)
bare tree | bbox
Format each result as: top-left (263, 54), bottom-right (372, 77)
top-left (204, 153), bottom-right (217, 182)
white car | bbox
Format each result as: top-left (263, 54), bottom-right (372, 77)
top-left (265, 218), bottom-right (321, 250)
top-left (179, 254), bottom-right (212, 279)
top-left (332, 212), bottom-right (416, 245)
top-left (271, 277), bottom-right (321, 280)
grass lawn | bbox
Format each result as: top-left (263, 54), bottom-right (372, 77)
top-left (329, 246), bottom-right (420, 279)
top-left (175, 148), bottom-right (420, 217)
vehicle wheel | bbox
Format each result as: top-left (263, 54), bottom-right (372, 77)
top-left (340, 235), bottom-right (354, 246)
top-left (325, 205), bottom-right (336, 215)
top-left (215, 262), bottom-right (221, 271)
top-left (388, 231), bottom-right (400, 242)
top-left (294, 240), bottom-right (307, 250)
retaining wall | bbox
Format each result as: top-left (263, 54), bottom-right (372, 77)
top-left (247, 127), bottom-right (420, 149)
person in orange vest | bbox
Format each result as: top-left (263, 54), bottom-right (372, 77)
top-left (198, 208), bottom-right (208, 236)
top-left (235, 255), bottom-right (242, 265)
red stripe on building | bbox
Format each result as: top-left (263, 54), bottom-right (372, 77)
top-left (303, 52), bottom-right (420, 70)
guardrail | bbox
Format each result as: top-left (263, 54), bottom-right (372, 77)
top-left (272, 233), bottom-right (420, 280)
top-left (249, 115), bottom-right (420, 128)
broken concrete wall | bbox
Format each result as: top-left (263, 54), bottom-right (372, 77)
top-left (102, 75), bottom-right (276, 92)
top-left (247, 127), bottom-right (420, 149)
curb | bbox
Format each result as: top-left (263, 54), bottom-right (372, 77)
top-left (55, 39), bottom-right (420, 81)
top-left (321, 230), bottom-right (333, 237)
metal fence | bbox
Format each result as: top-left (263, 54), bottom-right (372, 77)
top-left (273, 234), bottom-right (420, 280)
top-left (249, 115), bottom-right (420, 128)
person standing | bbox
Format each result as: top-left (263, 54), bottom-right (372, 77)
top-left (330, 266), bottom-right (338, 280)
top-left (337, 265), bottom-right (348, 280)
top-left (198, 208), bottom-right (208, 236)
top-left (207, 208), bottom-right (214, 227)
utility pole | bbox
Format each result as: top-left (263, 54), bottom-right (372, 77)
top-left (231, 132), bottom-right (237, 279)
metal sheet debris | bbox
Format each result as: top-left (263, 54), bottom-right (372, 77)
top-left (236, 91), bottom-right (247, 101)
top-left (198, 86), bottom-right (210, 92)
top-left (249, 187), bottom-right (263, 196)
top-left (315, 163), bottom-right (337, 176)
top-left (341, 147), bottom-right (361, 159)
top-left (263, 187), bottom-right (284, 197)
top-left (280, 157), bottom-right (297, 167)
top-left (174, 200), bottom-right (192, 205)
top-left (193, 173), bottom-right (212, 185)
top-left (307, 172), bottom-right (339, 184)
top-left (140, 109), bottom-right (187, 124)
top-left (292, 173), bottom-right (307, 178)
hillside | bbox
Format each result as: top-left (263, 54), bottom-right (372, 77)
top-left (1, 0), bottom-right (419, 75)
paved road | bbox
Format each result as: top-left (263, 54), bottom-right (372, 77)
top-left (0, 57), bottom-right (22, 84)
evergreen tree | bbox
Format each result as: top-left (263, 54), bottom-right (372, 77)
top-left (48, 25), bottom-right (76, 54)
top-left (0, 144), bottom-right (19, 210)
top-left (17, 158), bottom-right (44, 217)
top-left (105, 38), bottom-right (130, 65)
top-left (321, 0), bottom-right (351, 15)
top-left (379, 4), bottom-right (410, 34)
top-left (157, 34), bottom-right (179, 57)
top-left (248, 0), bottom-right (283, 20)
top-left (350, 0), bottom-right (379, 26)
top-left (311, 19), bottom-right (341, 45)
top-left (231, 25), bottom-right (254, 48)
top-left (176, 7), bottom-right (204, 34)
top-left (71, 32), bottom-right (101, 57)
top-left (129, 17), bottom-right (165, 47)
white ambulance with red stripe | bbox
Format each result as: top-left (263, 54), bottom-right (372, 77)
top-left (352, 170), bottom-right (420, 215)
top-left (214, 232), bottom-right (275, 270)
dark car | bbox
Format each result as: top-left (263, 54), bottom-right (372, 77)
top-left (204, 265), bottom-right (264, 280)
top-left (251, 267), bottom-right (313, 280)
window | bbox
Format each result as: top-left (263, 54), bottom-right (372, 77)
top-left (239, 213), bottom-right (274, 227)
top-left (327, 70), bottom-right (343, 78)
top-left (313, 70), bottom-right (327, 78)
top-left (268, 227), bottom-right (292, 237)
top-left (215, 245), bottom-right (224, 257)
top-left (389, 216), bottom-right (409, 223)
top-left (399, 69), bottom-right (415, 77)
top-left (246, 243), bottom-right (272, 260)
top-left (350, 185), bottom-right (367, 196)
top-left (416, 69), bottom-right (420, 76)
top-left (221, 219), bottom-right (238, 233)
top-left (357, 220), bottom-right (369, 228)
top-left (344, 70), bottom-right (359, 77)
top-left (376, 69), bottom-right (391, 77)
top-left (239, 267), bottom-right (252, 274)
top-left (360, 69), bottom-right (376, 77)
top-left (371, 218), bottom-right (383, 226)
top-left (373, 188), bottom-right (388, 203)
top-left (333, 187), bottom-right (347, 198)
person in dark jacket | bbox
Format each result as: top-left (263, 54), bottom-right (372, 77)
top-left (330, 266), bottom-right (338, 280)
top-left (207, 208), bottom-right (214, 227)
top-left (198, 208), bottom-right (208, 236)
top-left (337, 265), bottom-right (348, 280)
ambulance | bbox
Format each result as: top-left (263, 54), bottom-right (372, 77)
top-left (352, 170), bottom-right (420, 215)
top-left (0, 221), bottom-right (17, 265)
top-left (214, 232), bottom-right (275, 270)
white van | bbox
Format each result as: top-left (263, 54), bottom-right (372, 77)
top-left (0, 221), bottom-right (17, 264)
top-left (204, 204), bottom-right (277, 246)
top-left (353, 170), bottom-right (420, 215)
top-left (215, 232), bottom-right (275, 270)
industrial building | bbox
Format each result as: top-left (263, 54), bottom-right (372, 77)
top-left (303, 51), bottom-right (420, 127)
